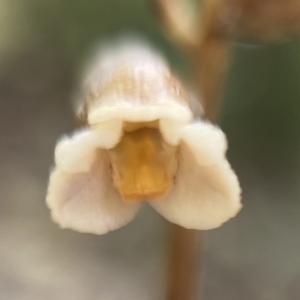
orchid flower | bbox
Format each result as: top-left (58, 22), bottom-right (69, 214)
top-left (46, 41), bottom-right (242, 235)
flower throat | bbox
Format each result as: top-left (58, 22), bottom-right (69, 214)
top-left (107, 127), bottom-right (178, 202)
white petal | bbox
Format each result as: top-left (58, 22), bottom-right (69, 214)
top-left (81, 36), bottom-right (167, 95)
top-left (180, 121), bottom-right (227, 166)
top-left (149, 143), bottom-right (241, 230)
top-left (55, 129), bottom-right (100, 173)
top-left (47, 150), bottom-right (140, 235)
top-left (159, 118), bottom-right (186, 146)
top-left (88, 96), bottom-right (192, 125)
top-left (92, 119), bottom-right (123, 149)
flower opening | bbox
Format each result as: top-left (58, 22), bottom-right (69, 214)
top-left (46, 40), bottom-right (242, 235)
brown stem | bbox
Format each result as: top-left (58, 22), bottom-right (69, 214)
top-left (166, 225), bottom-right (203, 300)
top-left (149, 0), bottom-right (230, 122)
top-left (164, 38), bottom-right (228, 298)
top-left (193, 0), bottom-right (231, 122)
top-left (149, 1), bottom-right (230, 300)
top-left (190, 36), bottom-right (230, 122)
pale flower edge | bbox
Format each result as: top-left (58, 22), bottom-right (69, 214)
top-left (47, 120), bottom-right (241, 234)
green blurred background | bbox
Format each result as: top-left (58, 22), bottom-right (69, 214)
top-left (0, 0), bottom-right (300, 299)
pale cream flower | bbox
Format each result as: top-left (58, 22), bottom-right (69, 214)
top-left (46, 40), bottom-right (241, 235)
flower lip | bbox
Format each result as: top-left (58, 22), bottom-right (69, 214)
top-left (107, 127), bottom-right (179, 203)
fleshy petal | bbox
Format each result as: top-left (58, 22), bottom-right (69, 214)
top-left (180, 121), bottom-right (227, 166)
top-left (91, 119), bottom-right (123, 149)
top-left (55, 129), bottom-right (100, 173)
top-left (88, 97), bottom-right (192, 125)
top-left (55, 124), bottom-right (123, 174)
top-left (79, 40), bottom-right (193, 127)
top-left (159, 118), bottom-right (186, 146)
top-left (47, 150), bottom-right (140, 235)
top-left (149, 142), bottom-right (241, 230)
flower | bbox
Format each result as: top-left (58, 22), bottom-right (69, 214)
top-left (46, 40), bottom-right (241, 235)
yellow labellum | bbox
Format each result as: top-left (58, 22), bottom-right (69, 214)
top-left (107, 127), bottom-right (178, 202)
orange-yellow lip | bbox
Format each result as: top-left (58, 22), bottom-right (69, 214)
top-left (107, 127), bottom-right (178, 202)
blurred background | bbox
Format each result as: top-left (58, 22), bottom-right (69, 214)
top-left (0, 0), bottom-right (300, 299)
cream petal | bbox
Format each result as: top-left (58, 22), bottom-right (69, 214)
top-left (91, 119), bottom-right (123, 149)
top-left (149, 143), bottom-right (241, 230)
top-left (55, 123), bottom-right (123, 174)
top-left (81, 40), bottom-right (194, 126)
top-left (180, 121), bottom-right (227, 166)
top-left (47, 150), bottom-right (140, 235)
top-left (55, 129), bottom-right (100, 173)
top-left (159, 118), bottom-right (186, 146)
top-left (88, 96), bottom-right (192, 125)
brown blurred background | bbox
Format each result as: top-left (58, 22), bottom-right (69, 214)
top-left (0, 0), bottom-right (300, 299)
